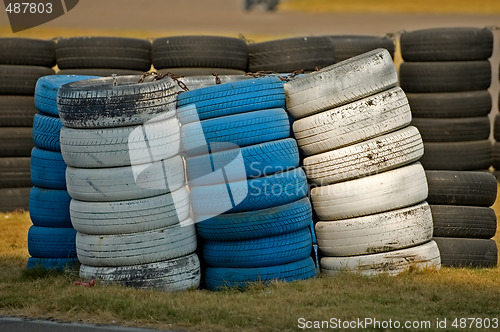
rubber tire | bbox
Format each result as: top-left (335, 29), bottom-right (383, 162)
top-left (248, 36), bottom-right (335, 72)
top-left (152, 36), bottom-right (248, 71)
top-left (158, 68), bottom-right (247, 77)
top-left (329, 35), bottom-right (395, 62)
top-left (57, 69), bottom-right (145, 76)
top-left (400, 27), bottom-right (493, 61)
top-left (29, 187), bottom-right (72, 228)
top-left (190, 167), bottom-right (308, 215)
top-left (205, 256), bottom-right (316, 291)
top-left (172, 74), bottom-right (251, 92)
top-left (311, 162), bottom-right (428, 221)
top-left (304, 126), bottom-right (424, 185)
top-left (321, 240), bottom-right (441, 276)
top-left (197, 197), bottom-right (312, 241)
top-left (70, 187), bottom-right (190, 235)
top-left (399, 61), bottom-right (491, 93)
top-left (56, 37), bottom-right (151, 71)
top-left (425, 170), bottom-right (497, 206)
top-left (433, 237), bottom-right (497, 268)
top-left (30, 148), bottom-right (66, 190)
top-left (430, 205), bottom-right (497, 239)
top-left (420, 140), bottom-right (492, 171)
top-left (411, 117), bottom-right (490, 142)
top-left (0, 96), bottom-right (37, 126)
top-left (0, 38), bottom-right (55, 67)
top-left (76, 220), bottom-right (197, 267)
top-left (35, 74), bottom-right (99, 116)
top-left (0, 128), bottom-right (33, 157)
top-left (284, 48), bottom-right (397, 119)
top-left (181, 108), bottom-right (290, 156)
top-left (0, 187), bottom-right (30, 211)
top-left (66, 155), bottom-right (185, 202)
top-left (58, 75), bottom-right (178, 128)
top-left (176, 77), bottom-right (285, 124)
top-left (406, 91), bottom-right (492, 118)
top-left (316, 202), bottom-right (433, 256)
top-left (293, 87), bottom-right (411, 156)
top-left (27, 226), bottom-right (77, 258)
top-left (27, 257), bottom-right (79, 271)
top-left (186, 138), bottom-right (299, 186)
top-left (60, 117), bottom-right (180, 168)
top-left (0, 157), bottom-right (31, 188)
top-left (0, 65), bottom-right (55, 95)
top-left (33, 113), bottom-right (63, 151)
top-left (79, 253), bottom-right (201, 292)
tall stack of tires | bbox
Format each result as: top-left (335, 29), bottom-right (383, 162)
top-left (27, 75), bottom-right (95, 271)
top-left (287, 49), bottom-right (441, 276)
top-left (55, 37), bottom-right (151, 76)
top-left (0, 38), bottom-right (55, 211)
top-left (152, 36), bottom-right (249, 76)
top-left (177, 77), bottom-right (316, 290)
top-left (399, 27), bottom-right (498, 268)
top-left (58, 75), bottom-right (200, 291)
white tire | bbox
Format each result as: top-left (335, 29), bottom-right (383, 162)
top-left (60, 117), bottom-right (180, 168)
top-left (311, 162), bottom-right (428, 220)
top-left (76, 218), bottom-right (197, 267)
top-left (320, 241), bottom-right (441, 276)
top-left (304, 126), bottom-right (424, 186)
top-left (284, 48), bottom-right (397, 119)
top-left (70, 187), bottom-right (190, 235)
top-left (80, 253), bottom-right (201, 292)
top-left (316, 202), bottom-right (433, 256)
top-left (293, 87), bottom-right (411, 156)
top-left (66, 155), bottom-right (185, 202)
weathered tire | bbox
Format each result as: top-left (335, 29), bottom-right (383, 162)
top-left (79, 253), bottom-right (201, 292)
top-left (0, 38), bottom-right (55, 67)
top-left (411, 117), bottom-right (490, 142)
top-left (304, 126), bottom-right (424, 185)
top-left (284, 48), bottom-right (397, 119)
top-left (311, 162), bottom-right (428, 221)
top-left (0, 128), bottom-right (33, 157)
top-left (399, 61), bottom-right (491, 93)
top-left (29, 187), bottom-right (72, 228)
top-left (30, 148), bottom-right (66, 190)
top-left (321, 241), bottom-right (441, 276)
top-left (58, 75), bottom-right (178, 128)
top-left (425, 170), bottom-right (497, 206)
top-left (316, 202), bottom-right (433, 256)
top-left (430, 205), bottom-right (497, 239)
top-left (56, 37), bottom-right (151, 71)
top-left (329, 35), bottom-right (395, 62)
top-left (76, 220), bottom-right (197, 267)
top-left (420, 140), bottom-right (492, 171)
top-left (27, 226), bottom-right (77, 258)
top-left (32, 113), bottom-right (63, 151)
top-left (0, 187), bottom-right (30, 211)
top-left (0, 96), bottom-right (37, 126)
top-left (0, 65), bottom-right (54, 95)
top-left (400, 27), bottom-right (493, 61)
top-left (433, 237), bottom-right (497, 268)
top-left (0, 157), bottom-right (31, 188)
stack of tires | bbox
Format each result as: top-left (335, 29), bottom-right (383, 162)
top-left (177, 77), bottom-right (316, 290)
top-left (27, 75), bottom-right (96, 271)
top-left (426, 171), bottom-right (498, 268)
top-left (399, 27), bottom-right (494, 171)
top-left (152, 36), bottom-right (248, 76)
top-left (58, 76), bottom-right (200, 291)
top-left (287, 48), bottom-right (441, 276)
top-left (55, 37), bottom-right (151, 77)
top-left (0, 38), bottom-right (55, 211)
top-left (493, 96), bottom-right (500, 173)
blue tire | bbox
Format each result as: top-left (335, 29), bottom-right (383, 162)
top-left (30, 148), bottom-right (67, 190)
top-left (27, 257), bottom-right (79, 271)
top-left (29, 187), bottom-right (72, 228)
top-left (27, 226), bottom-right (77, 258)
top-left (32, 113), bottom-right (63, 151)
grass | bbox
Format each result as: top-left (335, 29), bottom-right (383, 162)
top-left (0, 192), bottom-right (499, 331)
top-left (281, 0), bottom-right (500, 14)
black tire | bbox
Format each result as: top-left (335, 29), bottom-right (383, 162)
top-left (0, 38), bottom-right (56, 67)
top-left (433, 237), bottom-right (497, 268)
top-left (411, 117), bottom-right (490, 142)
top-left (248, 36), bottom-right (334, 72)
top-left (0, 96), bottom-right (37, 126)
top-left (401, 28), bottom-right (494, 61)
top-left (152, 36), bottom-right (248, 70)
top-left (56, 37), bottom-right (151, 71)
top-left (494, 115), bottom-right (500, 141)
top-left (399, 61), bottom-right (491, 93)
top-left (430, 205), bottom-right (497, 239)
top-left (0, 187), bottom-right (30, 211)
top-left (420, 140), bottom-right (492, 171)
top-left (0, 65), bottom-right (55, 95)
top-left (406, 91), bottom-right (492, 118)
top-left (329, 35), bottom-right (395, 62)
top-left (425, 170), bottom-right (497, 206)
top-left (0, 157), bottom-right (31, 188)
top-left (0, 128), bottom-right (33, 157)
top-left (56, 68), bottom-right (145, 76)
